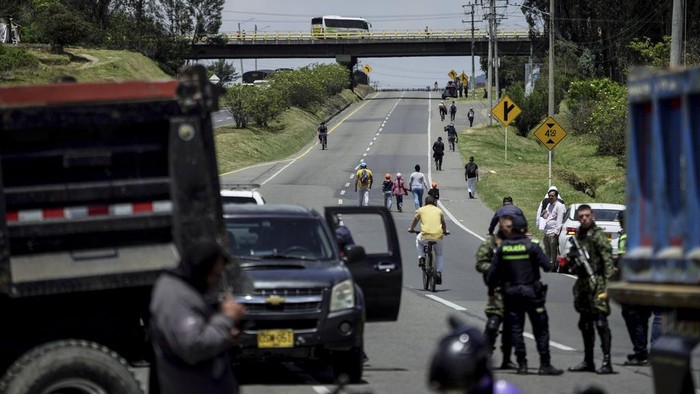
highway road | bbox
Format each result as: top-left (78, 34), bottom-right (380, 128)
top-left (146, 92), bottom-right (654, 393)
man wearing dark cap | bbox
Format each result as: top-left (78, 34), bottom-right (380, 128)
top-left (486, 215), bottom-right (562, 376)
top-left (488, 196), bottom-right (525, 235)
top-left (150, 239), bottom-right (247, 394)
top-left (432, 136), bottom-right (445, 171)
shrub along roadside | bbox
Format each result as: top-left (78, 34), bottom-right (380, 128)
top-left (216, 89), bottom-right (367, 174)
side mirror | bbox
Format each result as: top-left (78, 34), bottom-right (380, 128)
top-left (344, 245), bottom-right (366, 263)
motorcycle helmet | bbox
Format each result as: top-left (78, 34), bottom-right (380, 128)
top-left (428, 316), bottom-right (492, 392)
top-left (360, 162), bottom-right (367, 169)
top-left (385, 173), bottom-right (391, 180)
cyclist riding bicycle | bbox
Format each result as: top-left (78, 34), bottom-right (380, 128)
top-left (318, 121), bottom-right (328, 149)
top-left (408, 195), bottom-right (448, 284)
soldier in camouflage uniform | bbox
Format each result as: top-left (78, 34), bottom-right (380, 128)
top-left (475, 217), bottom-right (516, 369)
top-left (566, 204), bottom-right (615, 375)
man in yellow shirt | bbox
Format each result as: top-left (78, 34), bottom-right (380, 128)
top-left (408, 196), bottom-right (448, 283)
top-left (354, 162), bottom-right (373, 206)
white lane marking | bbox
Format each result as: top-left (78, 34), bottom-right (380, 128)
top-left (261, 158), bottom-right (298, 186)
top-left (313, 386), bottom-right (331, 394)
top-left (338, 199), bottom-right (343, 205)
top-left (370, 142), bottom-right (374, 146)
top-left (424, 91), bottom-right (486, 243)
top-left (376, 132), bottom-right (380, 136)
top-left (345, 182), bottom-right (350, 187)
top-left (523, 333), bottom-right (576, 351)
top-left (426, 295), bottom-right (467, 311)
top-left (373, 137), bottom-right (377, 141)
top-left (563, 274), bottom-right (577, 279)
top-left (366, 147), bottom-right (371, 152)
top-left (379, 128), bottom-right (383, 132)
top-left (340, 190), bottom-right (346, 195)
top-left (363, 153), bottom-right (367, 156)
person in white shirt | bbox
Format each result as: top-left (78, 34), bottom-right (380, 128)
top-left (542, 188), bottom-right (566, 269)
top-left (536, 186), bottom-right (565, 231)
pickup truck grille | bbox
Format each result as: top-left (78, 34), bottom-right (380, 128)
top-left (237, 287), bottom-right (325, 314)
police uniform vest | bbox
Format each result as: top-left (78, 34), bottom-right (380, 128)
top-left (499, 238), bottom-right (541, 287)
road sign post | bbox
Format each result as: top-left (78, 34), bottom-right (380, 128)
top-left (491, 96), bottom-right (522, 161)
top-left (533, 116), bottom-right (569, 187)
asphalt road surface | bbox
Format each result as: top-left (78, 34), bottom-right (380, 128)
top-left (140, 92), bottom-right (654, 394)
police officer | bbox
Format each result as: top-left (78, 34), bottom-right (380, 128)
top-left (566, 204), bottom-right (615, 374)
top-left (475, 216), bottom-right (516, 370)
top-left (486, 215), bottom-right (563, 376)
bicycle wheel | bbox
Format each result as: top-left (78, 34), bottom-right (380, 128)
top-left (422, 267), bottom-right (429, 290)
top-left (429, 248), bottom-right (437, 292)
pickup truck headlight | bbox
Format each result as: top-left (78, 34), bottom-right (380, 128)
top-left (330, 279), bottom-right (355, 312)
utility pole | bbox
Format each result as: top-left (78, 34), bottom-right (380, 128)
top-left (254, 24), bottom-right (258, 71)
top-left (494, 18), bottom-right (499, 103)
top-left (548, 0), bottom-right (554, 187)
top-left (462, 3), bottom-right (477, 98)
top-left (670, 0), bottom-right (683, 66)
top-left (487, 0), bottom-right (494, 125)
top-left (238, 22), bottom-right (244, 77)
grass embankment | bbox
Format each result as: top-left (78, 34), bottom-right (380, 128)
top-left (458, 122), bottom-right (625, 224)
top-left (0, 46), bottom-right (168, 85)
top-left (215, 86), bottom-right (373, 174)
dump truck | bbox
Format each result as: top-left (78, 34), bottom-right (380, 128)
top-left (0, 66), bottom-right (228, 393)
top-left (608, 66), bottom-right (700, 394)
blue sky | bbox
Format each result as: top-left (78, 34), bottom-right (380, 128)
top-left (218, 1), bottom-right (532, 88)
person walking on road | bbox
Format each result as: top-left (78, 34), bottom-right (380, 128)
top-left (409, 164), bottom-right (429, 210)
top-left (392, 172), bottom-right (409, 212)
top-left (444, 123), bottom-right (457, 152)
top-left (488, 196), bottom-right (525, 236)
top-left (433, 137), bottom-right (445, 171)
top-left (450, 101), bottom-right (457, 121)
top-left (464, 156), bottom-right (479, 199)
top-left (565, 205), bottom-right (615, 375)
top-left (317, 121), bottom-right (328, 150)
top-left (355, 162), bottom-right (373, 207)
top-left (486, 215), bottom-right (563, 376)
top-left (150, 239), bottom-right (247, 394)
top-left (541, 188), bottom-right (566, 270)
top-left (475, 217), bottom-right (516, 370)
top-left (438, 101), bottom-right (447, 121)
top-left (468, 107), bottom-right (475, 127)
top-left (382, 173), bottom-right (393, 210)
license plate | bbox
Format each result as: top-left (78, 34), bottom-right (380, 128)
top-left (257, 329), bottom-right (294, 348)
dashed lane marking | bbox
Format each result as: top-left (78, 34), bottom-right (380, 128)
top-left (425, 294), bottom-right (467, 311)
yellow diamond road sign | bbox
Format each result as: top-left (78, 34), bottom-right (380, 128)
top-left (448, 69), bottom-right (458, 79)
top-left (491, 96), bottom-right (522, 126)
top-left (362, 64), bottom-right (373, 74)
top-left (459, 72), bottom-right (468, 84)
top-left (534, 116), bottom-right (568, 150)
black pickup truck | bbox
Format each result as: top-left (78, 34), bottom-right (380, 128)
top-left (223, 204), bottom-right (403, 383)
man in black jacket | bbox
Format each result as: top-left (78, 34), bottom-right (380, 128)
top-left (432, 137), bottom-right (445, 171)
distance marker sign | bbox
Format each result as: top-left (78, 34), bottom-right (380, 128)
top-left (533, 116), bottom-right (568, 150)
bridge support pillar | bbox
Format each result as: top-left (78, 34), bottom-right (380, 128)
top-left (336, 54), bottom-right (357, 91)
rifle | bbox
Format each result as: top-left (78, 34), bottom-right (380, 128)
top-left (567, 237), bottom-right (597, 289)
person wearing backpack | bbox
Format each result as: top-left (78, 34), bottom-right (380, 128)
top-left (354, 162), bottom-right (373, 207)
top-left (450, 101), bottom-right (457, 121)
top-left (464, 156), bottom-right (479, 198)
top-left (428, 182), bottom-right (440, 201)
top-left (382, 173), bottom-right (394, 210)
top-left (444, 123), bottom-right (458, 152)
top-left (392, 172), bottom-right (409, 212)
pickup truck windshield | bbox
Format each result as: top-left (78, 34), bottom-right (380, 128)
top-left (226, 218), bottom-right (335, 260)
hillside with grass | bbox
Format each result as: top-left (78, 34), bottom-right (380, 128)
top-left (460, 121), bottom-right (625, 231)
top-left (0, 46), bottom-right (169, 85)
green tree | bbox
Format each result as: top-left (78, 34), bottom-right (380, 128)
top-left (223, 84), bottom-right (253, 128)
top-left (34, 2), bottom-right (93, 52)
top-left (247, 85), bottom-right (285, 127)
top-left (628, 36), bottom-right (671, 69)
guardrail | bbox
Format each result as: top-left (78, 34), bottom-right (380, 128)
top-left (210, 29), bottom-right (532, 43)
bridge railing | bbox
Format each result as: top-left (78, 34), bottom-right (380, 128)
top-left (212, 29), bottom-right (533, 43)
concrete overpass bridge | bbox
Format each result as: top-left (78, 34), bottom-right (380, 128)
top-left (189, 29), bottom-right (533, 61)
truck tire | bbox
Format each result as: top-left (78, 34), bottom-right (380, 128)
top-left (0, 339), bottom-right (144, 394)
top-left (331, 345), bottom-right (363, 384)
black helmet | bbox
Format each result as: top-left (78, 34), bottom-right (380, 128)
top-left (511, 215), bottom-right (528, 233)
top-left (428, 316), bottom-right (491, 392)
